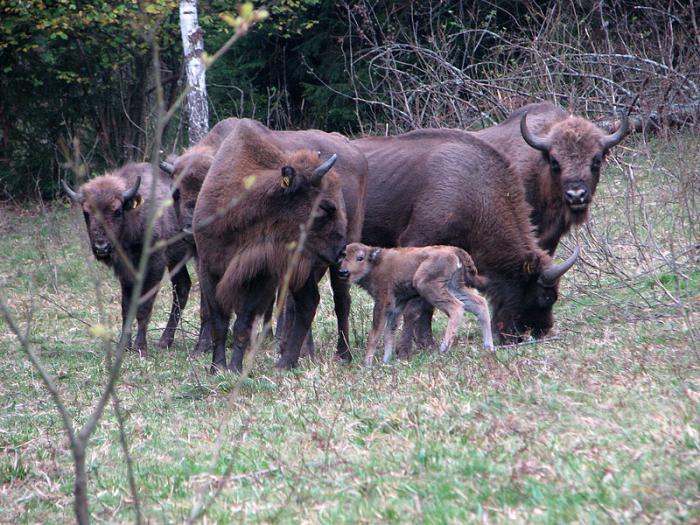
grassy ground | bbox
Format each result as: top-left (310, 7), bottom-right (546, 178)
top-left (0, 134), bottom-right (698, 524)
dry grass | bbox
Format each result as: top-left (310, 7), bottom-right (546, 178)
top-left (0, 133), bottom-right (698, 524)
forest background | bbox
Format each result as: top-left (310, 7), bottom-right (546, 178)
top-left (1, 0), bottom-right (699, 197)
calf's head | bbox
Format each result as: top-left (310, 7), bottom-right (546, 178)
top-left (63, 175), bottom-right (142, 261)
top-left (338, 242), bottom-right (381, 282)
top-left (520, 111), bottom-right (627, 223)
top-left (489, 246), bottom-right (579, 343)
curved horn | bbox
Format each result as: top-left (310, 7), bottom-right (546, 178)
top-left (311, 153), bottom-right (338, 186)
top-left (520, 112), bottom-right (551, 152)
top-left (122, 176), bottom-right (141, 201)
top-left (62, 179), bottom-right (82, 202)
top-left (601, 110), bottom-right (629, 150)
top-left (159, 161), bottom-right (175, 174)
top-left (539, 245), bottom-right (580, 285)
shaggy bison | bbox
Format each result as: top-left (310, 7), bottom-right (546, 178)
top-left (63, 163), bottom-right (191, 355)
top-left (473, 102), bottom-right (628, 254)
top-left (339, 243), bottom-right (493, 366)
top-left (160, 118), bottom-right (242, 354)
top-left (353, 131), bottom-right (579, 351)
top-left (194, 120), bottom-right (351, 371)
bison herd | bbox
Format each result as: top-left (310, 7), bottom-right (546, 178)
top-left (63, 102), bottom-right (628, 371)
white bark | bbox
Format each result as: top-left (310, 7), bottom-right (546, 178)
top-left (179, 0), bottom-right (209, 145)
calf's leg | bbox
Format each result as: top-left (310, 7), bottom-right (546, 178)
top-left (453, 286), bottom-right (494, 351)
top-left (382, 309), bottom-right (401, 364)
top-left (364, 301), bottom-right (387, 367)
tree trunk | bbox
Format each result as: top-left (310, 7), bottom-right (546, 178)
top-left (179, 0), bottom-right (209, 145)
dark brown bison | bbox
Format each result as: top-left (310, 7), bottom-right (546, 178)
top-left (160, 118), bottom-right (242, 354)
top-left (339, 243), bottom-right (493, 366)
top-left (63, 163), bottom-right (191, 355)
top-left (473, 102), bottom-right (628, 254)
top-left (194, 120), bottom-right (352, 371)
top-left (353, 131), bottom-right (579, 350)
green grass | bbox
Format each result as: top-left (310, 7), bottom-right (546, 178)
top-left (0, 135), bottom-right (698, 524)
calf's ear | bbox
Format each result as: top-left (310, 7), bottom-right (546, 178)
top-left (369, 248), bottom-right (382, 263)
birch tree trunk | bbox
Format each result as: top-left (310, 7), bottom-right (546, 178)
top-left (179, 0), bottom-right (209, 145)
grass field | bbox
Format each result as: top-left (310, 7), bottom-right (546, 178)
top-left (0, 134), bottom-right (698, 524)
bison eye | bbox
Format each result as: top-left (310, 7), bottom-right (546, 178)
top-left (591, 156), bottom-right (602, 172)
top-left (549, 157), bottom-right (560, 172)
top-left (357, 255), bottom-right (364, 262)
top-left (319, 201), bottom-right (336, 215)
top-left (114, 207), bottom-right (123, 218)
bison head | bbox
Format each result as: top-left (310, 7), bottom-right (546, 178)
top-left (338, 242), bottom-right (381, 282)
top-left (489, 246), bottom-right (579, 343)
top-left (63, 175), bottom-right (142, 262)
top-left (520, 111), bottom-right (628, 224)
top-left (161, 153), bottom-right (212, 244)
top-left (281, 151), bottom-right (348, 267)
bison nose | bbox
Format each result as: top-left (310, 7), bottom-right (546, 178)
top-left (338, 268), bottom-right (350, 279)
top-left (565, 187), bottom-right (588, 204)
top-left (94, 240), bottom-right (110, 252)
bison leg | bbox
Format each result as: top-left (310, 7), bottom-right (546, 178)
top-left (198, 271), bottom-right (229, 373)
top-left (395, 298), bottom-right (435, 359)
top-left (276, 278), bottom-right (320, 370)
top-left (364, 300), bottom-right (387, 367)
top-left (133, 270), bottom-right (163, 357)
top-left (193, 291), bottom-right (212, 356)
top-left (119, 281), bottom-right (135, 351)
top-left (157, 262), bottom-right (191, 350)
top-left (279, 293), bottom-right (315, 360)
top-left (229, 311), bottom-right (254, 373)
top-left (330, 266), bottom-right (352, 362)
top-left (452, 287), bottom-right (494, 351)
top-left (382, 309), bottom-right (401, 364)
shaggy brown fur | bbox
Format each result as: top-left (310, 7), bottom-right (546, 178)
top-left (474, 102), bottom-right (627, 254)
top-left (340, 243), bottom-right (493, 365)
top-left (353, 131), bottom-right (579, 353)
top-left (65, 163), bottom-right (191, 356)
top-left (194, 120), bottom-right (350, 371)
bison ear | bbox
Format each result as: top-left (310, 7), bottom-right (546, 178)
top-left (124, 192), bottom-right (144, 211)
top-left (280, 166), bottom-right (296, 191)
top-left (522, 252), bottom-right (542, 278)
top-left (369, 248), bottom-right (382, 263)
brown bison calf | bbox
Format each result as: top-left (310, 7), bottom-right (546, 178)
top-left (64, 163), bottom-right (191, 355)
top-left (340, 243), bottom-right (493, 366)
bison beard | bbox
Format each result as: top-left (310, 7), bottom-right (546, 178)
top-left (64, 163), bottom-right (192, 356)
top-left (194, 120), bottom-right (348, 372)
top-left (353, 130), bottom-right (579, 356)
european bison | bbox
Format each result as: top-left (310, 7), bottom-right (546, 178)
top-left (339, 243), bottom-right (493, 366)
top-left (63, 163), bottom-right (191, 355)
top-left (473, 102), bottom-right (628, 254)
top-left (353, 131), bottom-right (579, 351)
top-left (194, 120), bottom-right (350, 371)
top-left (160, 118), bottom-right (242, 354)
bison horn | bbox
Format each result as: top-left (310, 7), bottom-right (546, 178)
top-left (539, 245), bottom-right (580, 286)
top-left (311, 153), bottom-right (338, 186)
top-left (122, 176), bottom-right (141, 201)
top-left (62, 179), bottom-right (82, 202)
top-left (520, 112), bottom-right (551, 152)
top-left (601, 110), bottom-right (629, 150)
top-left (159, 161), bottom-right (175, 175)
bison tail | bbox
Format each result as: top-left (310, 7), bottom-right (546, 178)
top-left (456, 249), bottom-right (489, 292)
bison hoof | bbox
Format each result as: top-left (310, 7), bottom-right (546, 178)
top-left (334, 348), bottom-right (353, 362)
top-left (209, 362), bottom-right (226, 375)
top-left (192, 337), bottom-right (212, 357)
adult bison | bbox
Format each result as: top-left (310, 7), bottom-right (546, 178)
top-left (160, 118), bottom-right (242, 354)
top-left (63, 163), bottom-right (191, 355)
top-left (473, 102), bottom-right (628, 254)
top-left (353, 131), bottom-right (579, 349)
top-left (194, 120), bottom-right (359, 371)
